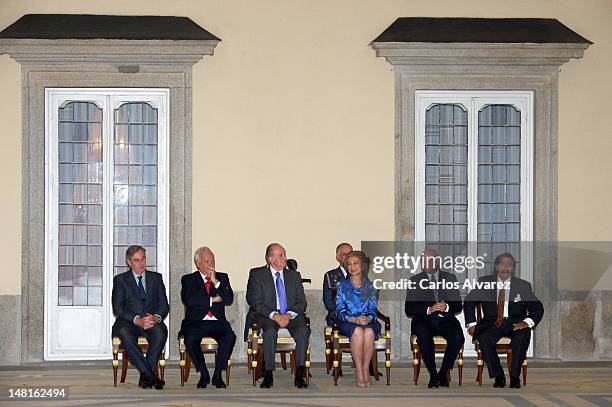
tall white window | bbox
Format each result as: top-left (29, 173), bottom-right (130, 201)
top-left (415, 91), bottom-right (533, 285)
top-left (45, 89), bottom-right (169, 360)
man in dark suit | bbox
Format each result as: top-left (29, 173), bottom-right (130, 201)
top-left (405, 248), bottom-right (464, 388)
top-left (323, 242), bottom-right (353, 327)
top-left (244, 264), bottom-right (267, 342)
top-left (246, 243), bottom-right (310, 388)
top-left (464, 252), bottom-right (544, 389)
top-left (179, 247), bottom-right (236, 389)
top-left (112, 245), bottom-right (169, 389)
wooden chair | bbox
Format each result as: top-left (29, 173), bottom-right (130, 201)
top-left (178, 336), bottom-right (231, 386)
top-left (410, 335), bottom-right (463, 385)
top-left (111, 336), bottom-right (165, 387)
top-left (474, 304), bottom-right (528, 386)
top-left (330, 288), bottom-right (392, 386)
top-left (248, 312), bottom-right (311, 386)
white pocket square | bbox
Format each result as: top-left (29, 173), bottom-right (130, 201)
top-left (513, 294), bottom-right (521, 302)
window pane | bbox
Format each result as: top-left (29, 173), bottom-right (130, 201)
top-left (477, 105), bottom-right (521, 277)
top-left (113, 102), bottom-right (159, 270)
top-left (56, 102), bottom-right (104, 306)
top-left (424, 104), bottom-right (468, 284)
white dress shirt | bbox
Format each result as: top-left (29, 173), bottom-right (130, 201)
top-left (200, 271), bottom-right (221, 321)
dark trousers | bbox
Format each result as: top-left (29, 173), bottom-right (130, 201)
top-left (476, 319), bottom-right (531, 378)
top-left (260, 315), bottom-right (311, 371)
top-left (112, 320), bottom-right (168, 377)
top-left (182, 319), bottom-right (236, 378)
top-left (412, 316), bottom-right (465, 378)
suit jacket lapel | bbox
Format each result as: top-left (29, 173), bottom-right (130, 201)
top-left (265, 266), bottom-right (276, 303)
top-left (143, 270), bottom-right (153, 307)
top-left (126, 270), bottom-right (141, 301)
top-left (283, 269), bottom-right (293, 304)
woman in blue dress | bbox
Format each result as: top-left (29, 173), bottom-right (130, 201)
top-left (335, 250), bottom-right (381, 387)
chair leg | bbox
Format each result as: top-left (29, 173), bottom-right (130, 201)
top-left (280, 351), bottom-right (288, 371)
top-left (371, 351), bottom-right (380, 381)
top-left (325, 334), bottom-right (331, 374)
top-left (185, 354), bottom-right (192, 383)
top-left (522, 359), bottom-right (527, 385)
top-left (247, 350), bottom-right (252, 372)
top-left (476, 349), bottom-right (484, 386)
top-left (179, 348), bottom-right (185, 386)
top-left (447, 369), bottom-right (451, 383)
top-left (458, 349), bottom-right (464, 386)
top-left (120, 351), bottom-right (128, 383)
top-left (385, 349), bottom-right (391, 386)
top-left (159, 350), bottom-right (166, 381)
top-left (333, 350), bottom-right (340, 386)
top-left (306, 349), bottom-right (311, 386)
top-left (290, 351), bottom-right (297, 374)
top-left (412, 346), bottom-right (420, 385)
top-left (112, 349), bottom-right (119, 387)
top-left (507, 351), bottom-right (513, 379)
top-left (226, 360), bottom-right (231, 386)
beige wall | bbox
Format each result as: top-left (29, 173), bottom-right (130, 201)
top-left (0, 0), bottom-right (610, 295)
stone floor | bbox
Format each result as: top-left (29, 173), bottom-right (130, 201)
top-left (0, 361), bottom-right (611, 407)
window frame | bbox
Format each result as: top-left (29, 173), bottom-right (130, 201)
top-left (414, 90), bottom-right (534, 284)
top-left (44, 88), bottom-right (169, 360)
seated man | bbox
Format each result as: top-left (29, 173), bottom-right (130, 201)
top-left (464, 252), bottom-right (544, 389)
top-left (246, 243), bottom-right (311, 389)
top-left (112, 245), bottom-right (168, 389)
top-left (179, 247), bottom-right (236, 389)
top-left (323, 243), bottom-right (353, 327)
top-left (405, 248), bottom-right (464, 388)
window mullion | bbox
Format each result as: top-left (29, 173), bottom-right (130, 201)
top-left (467, 97), bottom-right (479, 283)
top-left (103, 95), bottom-right (114, 310)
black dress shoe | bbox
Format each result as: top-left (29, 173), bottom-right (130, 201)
top-left (211, 376), bottom-right (227, 388)
top-left (438, 370), bottom-right (449, 387)
top-left (152, 376), bottom-right (165, 390)
top-left (138, 373), bottom-right (153, 389)
top-left (494, 375), bottom-right (506, 388)
top-left (260, 370), bottom-right (273, 388)
top-left (197, 372), bottom-right (211, 389)
top-left (294, 366), bottom-right (308, 388)
top-left (509, 376), bottom-right (521, 389)
top-left (428, 376), bottom-right (440, 388)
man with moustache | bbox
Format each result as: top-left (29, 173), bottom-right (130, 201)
top-left (464, 252), bottom-right (543, 389)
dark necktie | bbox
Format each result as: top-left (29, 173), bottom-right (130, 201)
top-left (496, 288), bottom-right (505, 327)
top-left (431, 274), bottom-right (439, 302)
top-left (137, 276), bottom-right (146, 301)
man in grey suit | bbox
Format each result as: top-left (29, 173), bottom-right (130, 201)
top-left (112, 245), bottom-right (169, 389)
top-left (246, 243), bottom-right (310, 388)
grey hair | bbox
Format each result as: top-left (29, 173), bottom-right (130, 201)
top-left (193, 246), bottom-right (214, 263)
